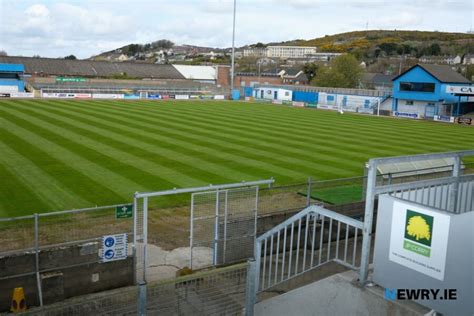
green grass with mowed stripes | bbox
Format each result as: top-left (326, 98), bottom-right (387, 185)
top-left (1, 99), bottom-right (473, 217)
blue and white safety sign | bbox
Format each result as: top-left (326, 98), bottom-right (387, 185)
top-left (101, 233), bottom-right (128, 262)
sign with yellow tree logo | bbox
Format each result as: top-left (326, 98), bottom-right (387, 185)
top-left (403, 210), bottom-right (434, 257)
top-left (389, 201), bottom-right (450, 281)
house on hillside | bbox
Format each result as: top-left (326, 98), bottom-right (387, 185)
top-left (281, 69), bottom-right (309, 85)
top-left (418, 55), bottom-right (462, 65)
top-left (463, 54), bottom-right (474, 65)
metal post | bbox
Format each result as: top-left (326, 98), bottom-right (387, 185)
top-left (34, 213), bottom-right (43, 307)
top-left (189, 194), bottom-right (195, 269)
top-left (254, 186), bottom-right (259, 253)
top-left (213, 190), bottom-right (220, 265)
top-left (306, 177), bottom-right (312, 207)
top-left (449, 155), bottom-right (461, 213)
top-left (230, 0), bottom-right (237, 93)
top-left (258, 61), bottom-right (261, 84)
top-left (362, 163), bottom-right (368, 198)
top-left (133, 195), bottom-right (138, 284)
top-left (143, 197), bottom-right (148, 283)
top-left (137, 282), bottom-right (147, 316)
top-left (244, 259), bottom-right (257, 316)
top-left (254, 240), bottom-right (262, 298)
top-left (359, 160), bottom-right (377, 285)
top-left (377, 98), bottom-right (380, 116)
top-left (223, 190), bottom-right (228, 264)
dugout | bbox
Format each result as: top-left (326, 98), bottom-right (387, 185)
top-left (375, 157), bottom-right (464, 184)
top-left (0, 63), bottom-right (25, 94)
top-left (253, 87), bottom-right (292, 101)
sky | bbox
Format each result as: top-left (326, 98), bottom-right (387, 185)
top-left (0, 0), bottom-right (472, 59)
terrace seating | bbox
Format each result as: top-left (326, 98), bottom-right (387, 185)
top-left (0, 56), bottom-right (186, 79)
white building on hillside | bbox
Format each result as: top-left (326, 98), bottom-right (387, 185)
top-left (267, 46), bottom-right (317, 58)
top-left (242, 46), bottom-right (319, 59)
top-left (243, 48), bottom-right (267, 58)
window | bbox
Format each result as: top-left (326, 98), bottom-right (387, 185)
top-left (406, 101), bottom-right (414, 105)
top-left (400, 82), bottom-right (435, 93)
top-left (427, 102), bottom-right (435, 106)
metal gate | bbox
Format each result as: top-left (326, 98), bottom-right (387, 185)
top-left (190, 186), bottom-right (259, 268)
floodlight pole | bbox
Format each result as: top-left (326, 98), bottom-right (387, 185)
top-left (230, 0), bottom-right (237, 95)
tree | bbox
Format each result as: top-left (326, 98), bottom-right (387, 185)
top-left (430, 43), bottom-right (441, 56)
top-left (123, 44), bottom-right (143, 56)
top-left (465, 65), bottom-right (474, 82)
top-left (313, 54), bottom-right (363, 88)
top-left (64, 55), bottom-right (77, 60)
top-left (0, 50), bottom-right (7, 56)
top-left (379, 42), bottom-right (399, 55)
top-left (302, 63), bottom-right (319, 81)
top-left (151, 40), bottom-right (174, 50)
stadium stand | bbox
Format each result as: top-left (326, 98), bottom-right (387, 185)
top-left (0, 56), bottom-right (186, 79)
top-left (0, 56), bottom-right (231, 97)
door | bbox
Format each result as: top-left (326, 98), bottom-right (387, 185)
top-left (425, 104), bottom-right (436, 118)
top-left (190, 186), bottom-right (258, 268)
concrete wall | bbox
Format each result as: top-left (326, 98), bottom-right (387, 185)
top-left (0, 243), bottom-right (134, 312)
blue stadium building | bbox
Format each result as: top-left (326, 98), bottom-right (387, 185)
top-left (0, 63), bottom-right (26, 94)
top-left (391, 64), bottom-right (472, 118)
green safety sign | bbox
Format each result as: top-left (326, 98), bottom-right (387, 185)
top-left (115, 205), bottom-right (133, 219)
top-left (56, 77), bottom-right (86, 82)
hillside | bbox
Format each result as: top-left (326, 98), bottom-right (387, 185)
top-left (273, 30), bottom-right (474, 57)
top-left (90, 30), bottom-right (474, 65)
top-left (90, 39), bottom-right (227, 63)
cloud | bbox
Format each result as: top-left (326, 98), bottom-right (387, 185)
top-left (0, 2), bottom-right (137, 57)
top-left (25, 3), bottom-right (49, 17)
top-left (0, 0), bottom-right (471, 58)
top-left (372, 12), bottom-right (422, 29)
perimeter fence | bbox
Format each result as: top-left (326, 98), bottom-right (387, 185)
top-left (1, 161), bottom-right (473, 313)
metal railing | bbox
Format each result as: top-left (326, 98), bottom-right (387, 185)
top-left (389, 174), bottom-right (474, 214)
top-left (245, 204), bottom-right (363, 314)
top-left (359, 150), bottom-right (474, 286)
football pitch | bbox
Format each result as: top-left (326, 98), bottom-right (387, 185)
top-left (1, 99), bottom-right (473, 217)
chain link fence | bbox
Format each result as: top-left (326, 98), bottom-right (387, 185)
top-left (0, 204), bottom-right (134, 312)
top-left (23, 263), bottom-right (248, 316)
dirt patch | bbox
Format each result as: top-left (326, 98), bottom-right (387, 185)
top-left (146, 244), bottom-right (212, 282)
